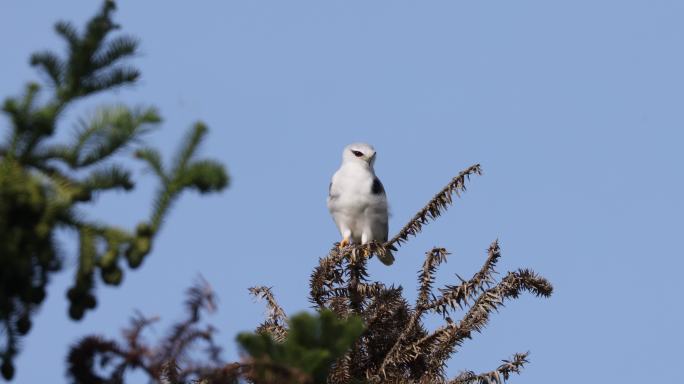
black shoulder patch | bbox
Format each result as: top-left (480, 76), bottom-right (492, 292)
top-left (371, 177), bottom-right (385, 195)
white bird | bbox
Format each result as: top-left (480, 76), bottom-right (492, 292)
top-left (327, 143), bottom-right (394, 265)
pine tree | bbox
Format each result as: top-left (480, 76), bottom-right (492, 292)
top-left (0, 1), bottom-right (228, 379)
top-left (255, 164), bottom-right (553, 383)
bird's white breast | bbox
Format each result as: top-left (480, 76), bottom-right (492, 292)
top-left (328, 164), bottom-right (375, 211)
top-left (327, 163), bottom-right (387, 243)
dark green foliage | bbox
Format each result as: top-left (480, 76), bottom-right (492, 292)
top-left (0, 1), bottom-right (228, 378)
top-left (237, 310), bottom-right (364, 384)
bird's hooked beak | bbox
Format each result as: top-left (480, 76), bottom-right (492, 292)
top-left (368, 152), bottom-right (376, 165)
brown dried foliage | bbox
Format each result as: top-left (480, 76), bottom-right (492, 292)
top-left (249, 286), bottom-right (289, 343)
top-left (285, 163), bottom-right (551, 383)
top-left (449, 352), bottom-right (530, 384)
top-left (67, 277), bottom-right (236, 384)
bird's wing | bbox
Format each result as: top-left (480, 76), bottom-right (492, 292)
top-left (376, 211), bottom-right (389, 242)
top-left (371, 176), bottom-right (385, 195)
top-left (328, 170), bottom-right (343, 202)
top-left (370, 206), bottom-right (393, 265)
top-left (369, 177), bottom-right (389, 242)
top-left (371, 204), bottom-right (389, 242)
top-left (368, 176), bottom-right (393, 265)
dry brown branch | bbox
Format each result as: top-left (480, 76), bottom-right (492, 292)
top-left (377, 248), bottom-right (449, 377)
top-left (309, 245), bottom-right (346, 307)
top-left (249, 286), bottom-right (289, 342)
top-left (160, 277), bottom-right (218, 367)
top-left (67, 278), bottom-right (225, 383)
top-left (411, 269), bottom-right (552, 373)
top-left (386, 163), bottom-right (482, 248)
top-left (427, 241), bottom-right (501, 317)
top-left (449, 352), bottom-right (529, 384)
top-left (417, 248), bottom-right (450, 308)
top-left (327, 353), bottom-right (352, 384)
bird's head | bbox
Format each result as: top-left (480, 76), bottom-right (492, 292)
top-left (342, 142), bottom-right (377, 168)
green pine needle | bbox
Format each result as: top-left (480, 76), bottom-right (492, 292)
top-left (72, 105), bottom-right (160, 167)
top-left (30, 51), bottom-right (63, 86)
top-left (80, 164), bottom-right (134, 193)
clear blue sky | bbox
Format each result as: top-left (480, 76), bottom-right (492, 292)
top-left (2, 1), bottom-right (683, 383)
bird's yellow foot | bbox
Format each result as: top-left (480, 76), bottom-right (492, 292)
top-left (339, 237), bottom-right (350, 249)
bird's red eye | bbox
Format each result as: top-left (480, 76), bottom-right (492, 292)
top-left (351, 150), bottom-right (364, 157)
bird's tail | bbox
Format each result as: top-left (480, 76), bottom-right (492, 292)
top-left (377, 249), bottom-right (394, 266)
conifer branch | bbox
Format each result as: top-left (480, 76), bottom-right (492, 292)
top-left (180, 159), bottom-right (228, 193)
top-left (347, 248), bottom-right (370, 314)
top-left (79, 164), bottom-right (134, 193)
top-left (377, 247), bottom-right (449, 377)
top-left (81, 66), bottom-right (140, 94)
top-left (449, 352), bottom-right (529, 384)
top-left (67, 279), bottom-right (224, 384)
top-left (250, 287), bottom-right (288, 342)
top-left (172, 122), bottom-right (207, 175)
top-left (148, 122), bottom-right (228, 234)
top-left (309, 246), bottom-right (346, 307)
top-left (29, 51), bottom-right (63, 86)
top-left (386, 163), bottom-right (481, 248)
top-left (67, 336), bottom-right (127, 383)
top-left (135, 147), bottom-right (166, 179)
top-left (91, 35), bottom-right (139, 70)
top-left (70, 105), bottom-right (160, 168)
top-left (417, 247), bottom-right (450, 308)
top-left (428, 241), bottom-right (501, 317)
top-left (412, 269), bottom-right (552, 371)
top-left (54, 21), bottom-right (79, 51)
